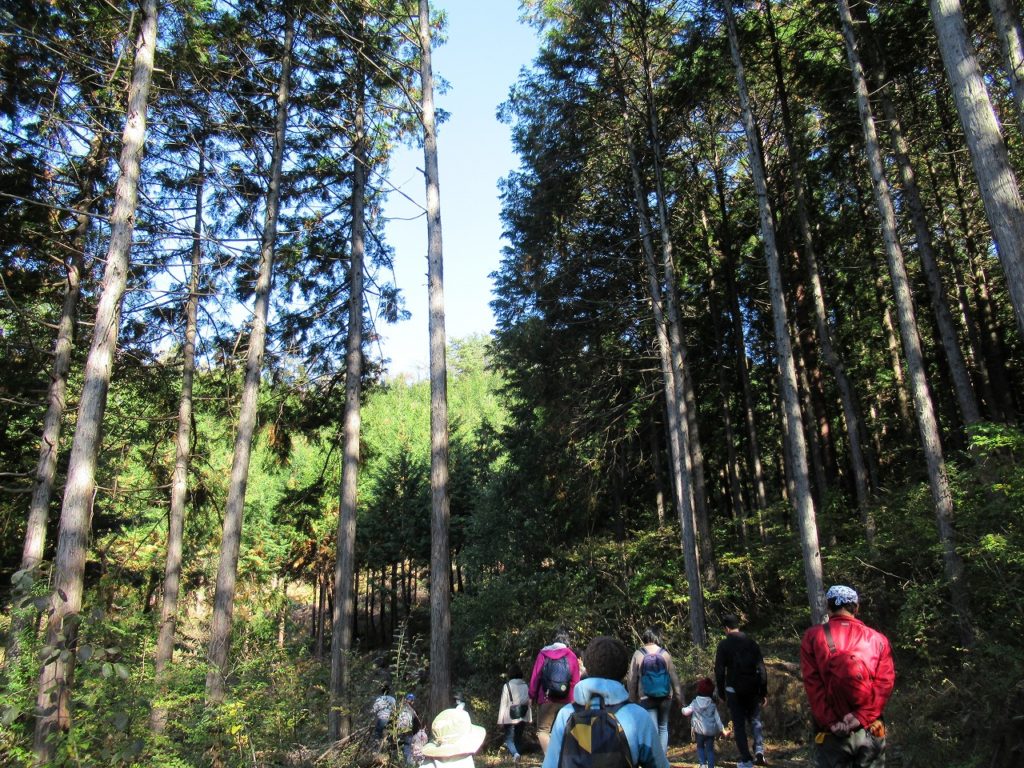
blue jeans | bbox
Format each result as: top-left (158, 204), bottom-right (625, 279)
top-left (504, 723), bottom-right (523, 757)
top-left (643, 697), bottom-right (672, 753)
top-left (726, 691), bottom-right (763, 762)
top-left (696, 733), bottom-right (717, 768)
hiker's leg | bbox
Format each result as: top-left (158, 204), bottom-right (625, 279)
top-left (699, 734), bottom-right (716, 768)
top-left (750, 699), bottom-right (764, 755)
top-left (727, 692), bottom-right (753, 762)
top-left (537, 701), bottom-right (559, 754)
top-left (504, 724), bottom-right (520, 757)
top-left (814, 732), bottom-right (855, 768)
top-left (645, 705), bottom-right (659, 737)
top-left (655, 698), bottom-right (671, 753)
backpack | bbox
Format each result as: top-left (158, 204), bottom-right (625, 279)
top-left (822, 622), bottom-right (874, 713)
top-left (639, 647), bottom-right (670, 699)
top-left (558, 696), bottom-right (634, 768)
top-left (541, 654), bottom-right (572, 700)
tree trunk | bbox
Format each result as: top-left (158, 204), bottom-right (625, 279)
top-left (648, 412), bottom-right (666, 527)
top-left (936, 101), bottom-right (1018, 420)
top-left (852, 2), bottom-right (982, 427)
top-left (316, 576), bottom-right (326, 657)
top-left (419, 0), bottom-right (452, 720)
top-left (762, 0), bottom-right (873, 519)
top-left (33, 3), bottom-right (158, 758)
top-left (329, 55), bottom-right (368, 741)
top-left (931, 0), bottom-right (1024, 340)
top-left (838, 0), bottom-right (974, 645)
top-left (621, 112), bottom-right (705, 646)
top-left (723, 1), bottom-right (826, 624)
top-left (911, 110), bottom-right (1004, 419)
top-left (205, 14), bottom-right (294, 704)
top-left (684, 366), bottom-right (717, 590)
top-left (390, 561), bottom-right (398, 638)
top-left (151, 142), bottom-right (206, 734)
top-left (793, 327), bottom-right (828, 507)
top-left (712, 162), bottom-right (768, 515)
top-left (6, 133), bottom-right (104, 669)
top-left (703, 252), bottom-right (748, 540)
top-left (988, 0), bottom-right (1024, 134)
top-left (640, 53), bottom-right (708, 641)
top-left (278, 578), bottom-right (286, 650)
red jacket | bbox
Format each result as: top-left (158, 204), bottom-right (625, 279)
top-left (800, 614), bottom-right (895, 729)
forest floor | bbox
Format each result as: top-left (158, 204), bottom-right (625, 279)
top-left (473, 740), bottom-right (813, 767)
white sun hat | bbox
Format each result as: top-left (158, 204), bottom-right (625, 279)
top-left (421, 707), bottom-right (486, 759)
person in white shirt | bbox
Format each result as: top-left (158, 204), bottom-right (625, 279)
top-left (498, 662), bottom-right (532, 762)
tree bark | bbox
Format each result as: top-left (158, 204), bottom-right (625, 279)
top-left (328, 53), bottom-right (368, 741)
top-left (618, 85), bottom-right (705, 645)
top-left (723, 1), bottom-right (826, 624)
top-left (6, 133), bottom-right (104, 669)
top-left (852, 2), bottom-right (982, 427)
top-left (703, 252), bottom-right (748, 540)
top-left (151, 141), bottom-right (206, 733)
top-left (712, 162), bottom-right (768, 516)
top-left (419, 0), bottom-right (452, 720)
top-left (988, 0), bottom-right (1024, 134)
top-left (762, 0), bottom-right (873, 519)
top-left (205, 13), bottom-right (294, 703)
top-left (640, 46), bottom-right (709, 640)
top-left (33, 3), bottom-right (158, 758)
top-left (838, 0), bottom-right (973, 645)
top-left (684, 365), bottom-right (717, 590)
top-left (935, 101), bottom-right (1018, 420)
top-left (931, 0), bottom-right (1024, 340)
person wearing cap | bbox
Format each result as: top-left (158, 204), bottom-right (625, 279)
top-left (542, 635), bottom-right (670, 768)
top-left (714, 614), bottom-right (768, 768)
top-left (420, 707), bottom-right (487, 768)
top-left (682, 677), bottom-right (726, 768)
top-left (800, 585), bottom-right (896, 768)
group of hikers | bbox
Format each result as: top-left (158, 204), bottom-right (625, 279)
top-left (376, 584), bottom-right (895, 768)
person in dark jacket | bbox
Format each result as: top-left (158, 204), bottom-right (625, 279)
top-left (715, 614), bottom-right (768, 768)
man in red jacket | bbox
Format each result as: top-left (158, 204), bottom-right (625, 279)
top-left (800, 585), bottom-right (895, 768)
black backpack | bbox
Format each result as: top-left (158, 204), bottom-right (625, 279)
top-left (558, 695), bottom-right (634, 768)
top-left (541, 654), bottom-right (572, 700)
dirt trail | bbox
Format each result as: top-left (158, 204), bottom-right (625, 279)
top-left (476, 741), bottom-right (811, 767)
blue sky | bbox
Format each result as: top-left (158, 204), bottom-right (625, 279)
top-left (375, 1), bottom-right (539, 377)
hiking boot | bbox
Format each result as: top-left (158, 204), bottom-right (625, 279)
top-left (755, 753), bottom-right (766, 766)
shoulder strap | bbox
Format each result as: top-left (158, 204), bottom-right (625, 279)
top-left (823, 622), bottom-right (837, 653)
